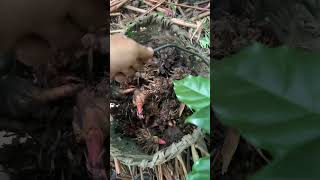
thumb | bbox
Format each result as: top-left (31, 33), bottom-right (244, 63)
top-left (137, 45), bottom-right (154, 63)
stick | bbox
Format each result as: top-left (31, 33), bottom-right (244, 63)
top-left (110, 0), bottom-right (122, 7)
top-left (177, 154), bottom-right (188, 179)
top-left (177, 6), bottom-right (185, 17)
top-left (110, 0), bottom-right (129, 12)
top-left (124, 5), bottom-right (147, 13)
top-left (191, 144), bottom-right (199, 162)
top-left (190, 11), bottom-right (210, 21)
top-left (158, 165), bottom-right (163, 180)
top-left (139, 0), bottom-right (165, 18)
top-left (191, 21), bottom-right (202, 40)
top-left (143, 1), bottom-right (168, 13)
top-left (110, 12), bottom-right (121, 16)
top-left (195, 0), bottom-right (210, 5)
top-left (110, 30), bottom-right (124, 34)
top-left (171, 2), bottom-right (209, 11)
top-left (114, 158), bottom-right (121, 174)
top-left (146, 0), bottom-right (209, 11)
top-left (171, 18), bottom-right (198, 29)
top-left (140, 167), bottom-right (144, 180)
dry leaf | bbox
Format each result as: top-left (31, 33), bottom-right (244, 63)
top-left (221, 127), bottom-right (240, 174)
top-left (178, 103), bottom-right (186, 117)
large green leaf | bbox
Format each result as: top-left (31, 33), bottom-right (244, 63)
top-left (174, 75), bottom-right (210, 111)
top-left (186, 105), bottom-right (210, 134)
top-left (251, 137), bottom-right (320, 180)
top-left (212, 43), bottom-right (320, 156)
top-left (187, 156), bottom-right (210, 180)
top-left (213, 43), bottom-right (320, 179)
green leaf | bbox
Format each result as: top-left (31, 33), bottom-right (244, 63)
top-left (174, 75), bottom-right (210, 111)
top-left (250, 137), bottom-right (320, 180)
top-left (199, 35), bottom-right (210, 48)
top-left (213, 43), bottom-right (320, 178)
top-left (187, 156), bottom-right (210, 180)
top-left (186, 106), bottom-right (210, 134)
top-left (213, 43), bottom-right (320, 155)
top-left (156, 11), bottom-right (165, 17)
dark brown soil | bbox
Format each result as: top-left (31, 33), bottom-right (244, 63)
top-left (110, 42), bottom-right (201, 155)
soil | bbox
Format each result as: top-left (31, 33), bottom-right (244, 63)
top-left (211, 5), bottom-right (280, 180)
top-left (110, 38), bottom-right (201, 155)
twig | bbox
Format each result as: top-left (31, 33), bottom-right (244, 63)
top-left (171, 18), bottom-right (198, 28)
top-left (166, 2), bottom-right (209, 11)
top-left (177, 6), bottom-right (185, 17)
top-left (114, 158), bottom-right (121, 174)
top-left (177, 154), bottom-right (188, 179)
top-left (111, 0), bottom-right (123, 7)
top-left (178, 103), bottom-right (185, 117)
top-left (191, 21), bottom-right (202, 41)
top-left (195, 0), bottom-right (210, 5)
top-left (185, 11), bottom-right (194, 19)
top-left (111, 12), bottom-right (121, 16)
top-left (110, 30), bottom-right (124, 34)
top-left (195, 143), bottom-right (210, 156)
top-left (145, 0), bottom-right (209, 11)
top-left (177, 3), bottom-right (209, 11)
top-left (111, 0), bottom-right (129, 12)
top-left (143, 0), bottom-right (168, 13)
top-left (191, 144), bottom-right (199, 162)
top-left (140, 167), bottom-right (144, 180)
top-left (124, 5), bottom-right (146, 13)
top-left (139, 0), bottom-right (165, 18)
top-left (190, 11), bottom-right (210, 21)
top-left (144, 0), bottom-right (158, 3)
top-left (158, 165), bottom-right (163, 180)
top-left (128, 166), bottom-right (134, 178)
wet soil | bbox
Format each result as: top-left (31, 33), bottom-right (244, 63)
top-left (110, 39), bottom-right (203, 155)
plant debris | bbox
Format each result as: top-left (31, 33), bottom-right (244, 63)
top-left (110, 43), bottom-right (198, 155)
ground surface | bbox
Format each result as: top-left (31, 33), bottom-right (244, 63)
top-left (211, 4), bottom-right (280, 180)
top-left (110, 44), bottom-right (197, 155)
top-left (110, 1), bottom-right (210, 179)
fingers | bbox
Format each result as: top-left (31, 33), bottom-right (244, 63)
top-left (111, 66), bottom-right (137, 82)
top-left (137, 45), bottom-right (154, 63)
top-left (122, 66), bottom-right (137, 77)
top-left (34, 83), bottom-right (84, 103)
top-left (113, 73), bottom-right (127, 83)
top-left (110, 33), bottom-right (154, 81)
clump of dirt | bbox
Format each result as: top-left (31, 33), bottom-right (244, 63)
top-left (110, 43), bottom-right (200, 155)
top-left (212, 12), bottom-right (280, 59)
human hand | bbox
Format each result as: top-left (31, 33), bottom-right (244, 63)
top-left (110, 33), bottom-right (154, 82)
top-left (0, 75), bottom-right (83, 119)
